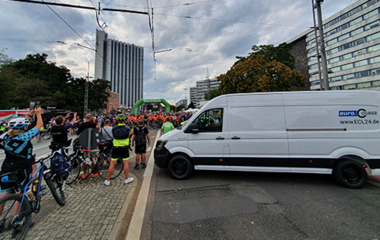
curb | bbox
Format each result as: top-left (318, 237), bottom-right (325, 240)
top-left (108, 173), bottom-right (141, 240)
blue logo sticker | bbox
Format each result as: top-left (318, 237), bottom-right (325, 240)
top-left (339, 111), bottom-right (357, 117)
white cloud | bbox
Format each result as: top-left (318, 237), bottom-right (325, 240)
top-left (1, 0), bottom-right (349, 103)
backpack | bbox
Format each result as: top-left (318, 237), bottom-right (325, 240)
top-left (135, 127), bottom-right (147, 146)
top-left (50, 150), bottom-right (73, 177)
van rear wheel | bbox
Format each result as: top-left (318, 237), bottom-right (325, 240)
top-left (334, 160), bottom-right (367, 189)
top-left (168, 155), bottom-right (192, 180)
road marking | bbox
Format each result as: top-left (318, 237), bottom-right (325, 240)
top-left (125, 130), bottom-right (160, 240)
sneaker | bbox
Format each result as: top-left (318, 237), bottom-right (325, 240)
top-left (125, 178), bottom-right (134, 184)
top-left (92, 173), bottom-right (99, 177)
top-left (81, 173), bottom-right (87, 179)
top-left (104, 180), bottom-right (110, 186)
top-left (141, 163), bottom-right (146, 169)
top-left (134, 164), bottom-right (139, 170)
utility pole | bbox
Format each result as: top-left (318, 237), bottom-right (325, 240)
top-left (311, 0), bottom-right (323, 90)
top-left (314, 0), bottom-right (329, 90)
top-left (84, 62), bottom-right (92, 117)
top-left (207, 68), bottom-right (210, 100)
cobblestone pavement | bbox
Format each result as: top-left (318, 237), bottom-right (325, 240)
top-left (25, 171), bottom-right (137, 240)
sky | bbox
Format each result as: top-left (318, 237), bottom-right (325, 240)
top-left (0, 0), bottom-right (351, 105)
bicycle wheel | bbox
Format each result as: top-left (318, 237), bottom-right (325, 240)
top-left (66, 157), bottom-right (81, 185)
top-left (0, 194), bottom-right (32, 240)
top-left (46, 176), bottom-right (66, 206)
top-left (97, 155), bottom-right (124, 180)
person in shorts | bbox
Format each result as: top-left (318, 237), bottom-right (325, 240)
top-left (0, 107), bottom-right (44, 216)
top-left (104, 114), bottom-right (133, 186)
top-left (132, 119), bottom-right (150, 169)
top-left (99, 119), bottom-right (113, 164)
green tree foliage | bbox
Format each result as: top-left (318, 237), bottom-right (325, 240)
top-left (218, 55), bottom-right (305, 94)
top-left (187, 101), bottom-right (195, 109)
top-left (0, 53), bottom-right (111, 112)
top-left (234, 42), bottom-right (295, 70)
top-left (0, 49), bottom-right (13, 66)
top-left (204, 88), bottom-right (222, 100)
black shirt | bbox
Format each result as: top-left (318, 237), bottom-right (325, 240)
top-left (77, 121), bottom-right (97, 135)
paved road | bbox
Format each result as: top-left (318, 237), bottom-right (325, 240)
top-left (141, 132), bottom-right (380, 239)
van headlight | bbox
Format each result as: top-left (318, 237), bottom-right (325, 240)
top-left (156, 140), bottom-right (168, 148)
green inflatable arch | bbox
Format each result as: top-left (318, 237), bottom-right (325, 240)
top-left (133, 99), bottom-right (171, 114)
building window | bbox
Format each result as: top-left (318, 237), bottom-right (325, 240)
top-left (367, 32), bottom-right (380, 41)
top-left (330, 76), bottom-right (342, 82)
top-left (370, 68), bottom-right (380, 75)
top-left (343, 73), bottom-right (355, 80)
top-left (363, 9), bottom-right (379, 20)
top-left (355, 60), bottom-right (369, 67)
top-left (345, 84), bottom-right (357, 90)
top-left (373, 80), bottom-right (380, 86)
top-left (365, 20), bottom-right (380, 31)
top-left (356, 70), bottom-right (370, 78)
top-left (341, 63), bottom-right (353, 70)
top-left (352, 48), bottom-right (367, 57)
top-left (357, 82), bottom-right (372, 88)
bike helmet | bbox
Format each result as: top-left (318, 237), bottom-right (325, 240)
top-left (116, 114), bottom-right (126, 121)
top-left (8, 118), bottom-right (29, 129)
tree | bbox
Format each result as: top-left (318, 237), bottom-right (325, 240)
top-left (218, 55), bottom-right (305, 94)
top-left (89, 79), bottom-right (111, 112)
top-left (234, 42), bottom-right (295, 70)
top-left (0, 49), bottom-right (13, 66)
top-left (188, 101), bottom-right (196, 109)
top-left (0, 53), bottom-right (111, 112)
top-left (204, 88), bottom-right (222, 100)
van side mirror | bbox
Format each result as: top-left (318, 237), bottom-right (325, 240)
top-left (184, 123), bottom-right (199, 134)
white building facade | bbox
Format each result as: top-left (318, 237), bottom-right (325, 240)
top-left (306, 0), bottom-right (380, 91)
top-left (189, 79), bottom-right (220, 108)
top-left (94, 29), bottom-right (144, 107)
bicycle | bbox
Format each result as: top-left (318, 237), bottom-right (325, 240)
top-left (0, 154), bottom-right (66, 239)
top-left (66, 139), bottom-right (124, 184)
top-left (39, 128), bottom-right (51, 140)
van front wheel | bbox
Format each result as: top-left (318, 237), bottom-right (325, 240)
top-left (169, 155), bottom-right (193, 180)
top-left (334, 160), bottom-right (367, 189)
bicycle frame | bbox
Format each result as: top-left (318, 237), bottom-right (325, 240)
top-left (17, 156), bottom-right (50, 216)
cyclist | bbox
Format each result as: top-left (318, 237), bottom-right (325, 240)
top-left (104, 114), bottom-right (133, 186)
top-left (51, 113), bottom-right (77, 152)
top-left (0, 120), bottom-right (7, 135)
top-left (77, 114), bottom-right (100, 178)
top-left (99, 119), bottom-right (113, 166)
top-left (0, 107), bottom-right (43, 218)
top-left (162, 117), bottom-right (175, 134)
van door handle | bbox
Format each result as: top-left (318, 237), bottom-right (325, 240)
top-left (231, 136), bottom-right (240, 140)
top-left (216, 137), bottom-right (225, 140)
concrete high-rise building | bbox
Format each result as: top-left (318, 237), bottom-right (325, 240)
top-left (189, 78), bottom-right (220, 108)
top-left (288, 0), bottom-right (380, 91)
top-left (94, 29), bottom-right (144, 108)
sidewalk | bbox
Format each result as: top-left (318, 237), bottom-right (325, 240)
top-left (25, 172), bottom-right (139, 240)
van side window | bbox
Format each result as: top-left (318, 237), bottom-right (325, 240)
top-left (193, 108), bottom-right (223, 132)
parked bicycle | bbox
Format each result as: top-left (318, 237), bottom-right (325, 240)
top-left (0, 154), bottom-right (66, 239)
top-left (66, 139), bottom-right (124, 184)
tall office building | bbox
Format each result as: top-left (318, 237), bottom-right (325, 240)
top-left (288, 0), bottom-right (380, 91)
top-left (189, 78), bottom-right (220, 108)
top-left (94, 29), bottom-right (144, 107)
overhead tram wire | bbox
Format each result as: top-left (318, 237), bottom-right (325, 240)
top-left (154, 0), bottom-right (223, 9)
top-left (154, 13), bottom-right (310, 29)
top-left (18, 0), bottom-right (140, 87)
top-left (40, 0), bottom-right (94, 50)
top-left (88, 0), bottom-right (117, 40)
top-left (89, 0), bottom-right (107, 29)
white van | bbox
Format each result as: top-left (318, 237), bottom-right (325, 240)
top-left (154, 91), bottom-right (380, 188)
